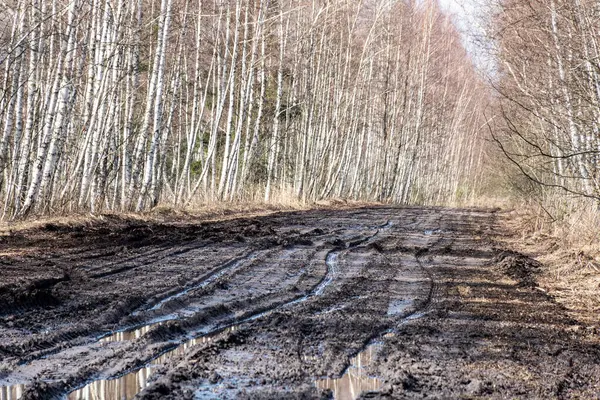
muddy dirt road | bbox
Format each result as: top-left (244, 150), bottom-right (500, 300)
top-left (1, 207), bottom-right (599, 399)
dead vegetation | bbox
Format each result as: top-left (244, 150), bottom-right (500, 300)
top-left (0, 202), bottom-right (309, 238)
top-left (0, 199), bottom-right (379, 239)
top-left (499, 197), bottom-right (600, 326)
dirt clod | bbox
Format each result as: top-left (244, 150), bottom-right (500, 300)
top-left (495, 250), bottom-right (543, 286)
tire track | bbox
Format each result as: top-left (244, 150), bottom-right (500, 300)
top-left (141, 250), bottom-right (261, 313)
top-left (3, 210), bottom-right (468, 400)
top-left (309, 217), bottom-right (435, 398)
top-left (88, 240), bottom-right (212, 279)
top-left (63, 223), bottom-right (394, 400)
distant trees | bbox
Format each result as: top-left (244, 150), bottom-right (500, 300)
top-left (0, 0), bottom-right (488, 218)
top-left (489, 0), bottom-right (600, 200)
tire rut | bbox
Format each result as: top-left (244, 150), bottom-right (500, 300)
top-left (59, 223), bottom-right (393, 399)
top-left (4, 208), bottom-right (562, 400)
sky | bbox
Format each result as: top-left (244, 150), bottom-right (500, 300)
top-left (438, 0), bottom-right (481, 35)
top-left (437, 0), bottom-right (494, 75)
top-left (439, 0), bottom-right (476, 14)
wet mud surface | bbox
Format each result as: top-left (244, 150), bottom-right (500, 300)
top-left (0, 207), bottom-right (599, 399)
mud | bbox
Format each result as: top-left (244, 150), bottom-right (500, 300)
top-left (315, 342), bottom-right (383, 399)
top-left (0, 207), bottom-right (599, 399)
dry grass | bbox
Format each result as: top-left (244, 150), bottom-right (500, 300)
top-left (501, 195), bottom-right (600, 325)
top-left (0, 206), bottom-right (280, 236)
top-left (0, 193), bottom-right (379, 237)
top-left (460, 195), bottom-right (514, 210)
top-left (0, 213), bottom-right (114, 236)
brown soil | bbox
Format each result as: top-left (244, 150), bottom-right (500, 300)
top-left (0, 207), bottom-right (598, 400)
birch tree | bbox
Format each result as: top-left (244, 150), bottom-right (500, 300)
top-left (0, 0), bottom-right (490, 219)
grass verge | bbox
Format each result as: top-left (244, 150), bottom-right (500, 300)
top-left (500, 196), bottom-right (600, 326)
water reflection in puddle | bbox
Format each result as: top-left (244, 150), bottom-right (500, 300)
top-left (68, 235), bottom-right (372, 400)
top-left (100, 323), bottom-right (163, 343)
top-left (0, 384), bottom-right (25, 400)
top-left (315, 344), bottom-right (383, 400)
top-left (67, 245), bottom-right (345, 400)
top-left (68, 367), bottom-right (153, 400)
top-left (69, 327), bottom-right (236, 400)
top-left (315, 253), bottom-right (338, 296)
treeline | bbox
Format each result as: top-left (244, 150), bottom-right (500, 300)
top-left (0, 0), bottom-right (488, 218)
top-left (490, 0), bottom-right (600, 201)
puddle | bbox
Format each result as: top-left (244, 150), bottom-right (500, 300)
top-left (315, 252), bottom-right (338, 296)
top-left (66, 230), bottom-right (386, 400)
top-left (387, 299), bottom-right (412, 316)
top-left (0, 384), bottom-right (25, 400)
top-left (68, 367), bottom-right (153, 400)
top-left (68, 327), bottom-right (236, 400)
top-left (99, 253), bottom-right (262, 343)
top-left (66, 245), bottom-right (345, 400)
top-left (100, 322), bottom-right (163, 343)
top-left (314, 308), bottom-right (427, 400)
top-left (315, 344), bottom-right (383, 400)
top-left (424, 229), bottom-right (441, 236)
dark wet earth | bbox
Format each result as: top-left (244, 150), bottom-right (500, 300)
top-left (1, 207), bottom-right (599, 399)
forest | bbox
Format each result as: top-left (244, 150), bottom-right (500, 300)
top-left (0, 0), bottom-right (597, 219)
top-left (0, 0), bottom-right (491, 218)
